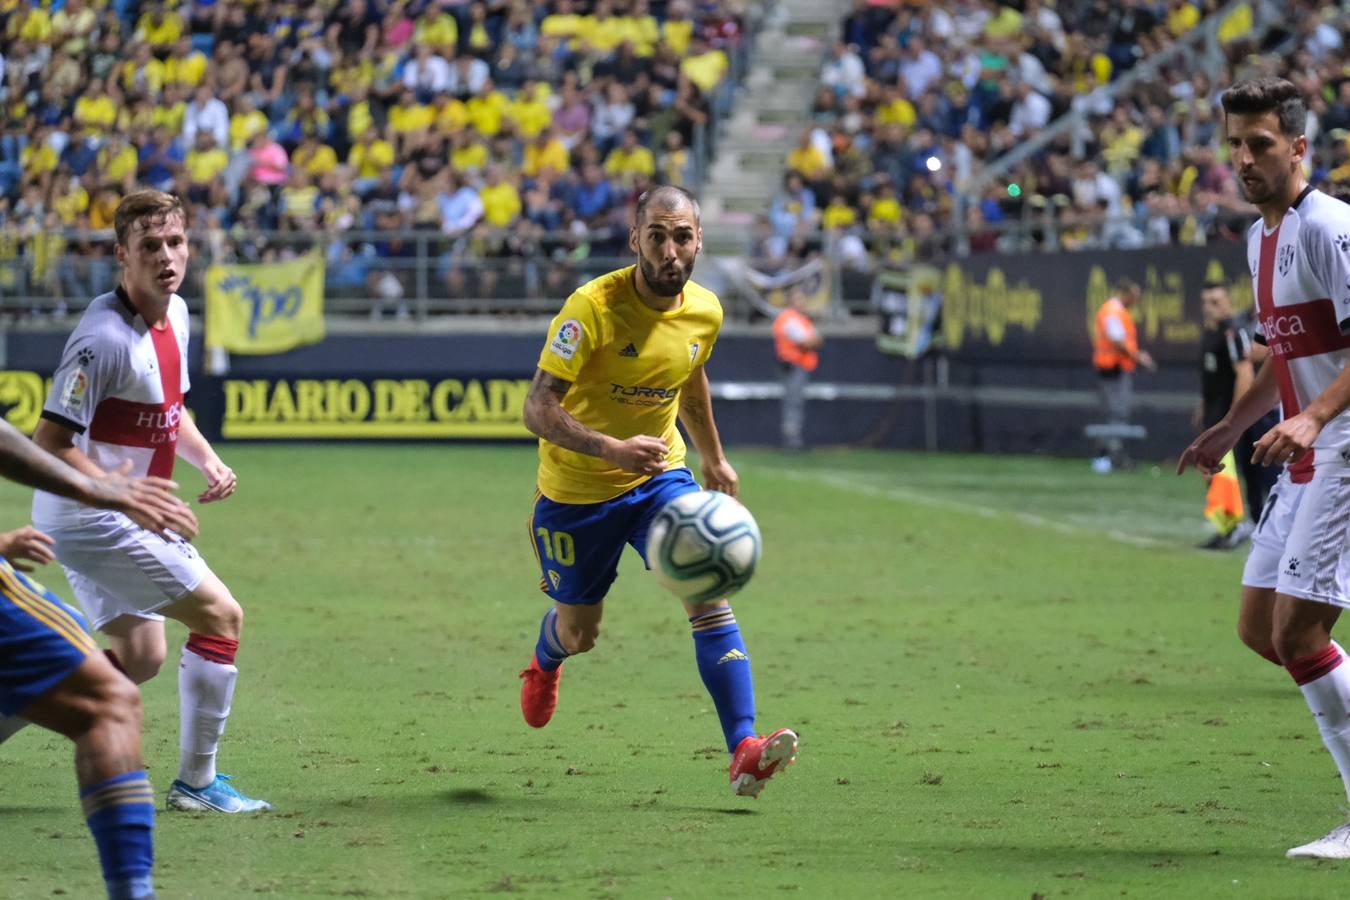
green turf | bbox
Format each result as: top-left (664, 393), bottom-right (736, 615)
top-left (0, 446), bottom-right (1344, 898)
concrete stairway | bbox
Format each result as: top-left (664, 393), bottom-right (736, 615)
top-left (700, 0), bottom-right (847, 254)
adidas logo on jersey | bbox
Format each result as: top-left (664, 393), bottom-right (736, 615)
top-left (717, 649), bottom-right (748, 665)
top-left (619, 343), bottom-right (639, 358)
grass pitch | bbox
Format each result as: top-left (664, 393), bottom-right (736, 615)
top-left (0, 445), bottom-right (1346, 898)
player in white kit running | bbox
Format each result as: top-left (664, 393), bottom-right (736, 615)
top-left (31, 191), bottom-right (269, 814)
top-left (1181, 77), bottom-right (1350, 859)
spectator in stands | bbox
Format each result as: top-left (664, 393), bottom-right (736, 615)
top-left (347, 126), bottom-right (395, 198)
top-left (769, 171), bottom-right (817, 240)
top-left (137, 127), bottom-right (184, 193)
top-left (841, 0), bottom-right (892, 54)
top-left (185, 131), bottom-right (228, 210)
top-left (785, 127), bottom-right (831, 190)
top-left (388, 88), bottom-right (433, 156)
top-left (821, 192), bottom-right (856, 235)
top-left (246, 130), bottom-right (289, 190)
top-left (183, 83), bottom-right (230, 150)
top-left (285, 87), bottom-right (336, 148)
top-left (899, 36), bottom-right (942, 102)
top-left (404, 43), bottom-right (453, 100)
top-left (1140, 102), bottom-right (1181, 163)
top-left (680, 34), bottom-right (728, 97)
top-left (571, 162), bottom-right (617, 228)
top-left (226, 93), bottom-right (267, 153)
top-left (59, 128), bottom-right (99, 181)
top-left (502, 5), bottom-right (540, 54)
top-left (135, 3), bottom-right (186, 53)
top-left (439, 170), bottom-right (485, 240)
top-left (591, 82), bottom-right (635, 157)
top-left (657, 130), bottom-right (691, 186)
top-left (280, 168), bottom-right (321, 232)
top-left (448, 51), bottom-right (491, 100)
top-left (605, 129), bottom-right (656, 190)
top-left (552, 77), bottom-right (592, 150)
top-left (479, 164), bottom-right (522, 230)
top-left (1008, 80), bottom-right (1053, 137)
top-left (821, 40), bottom-right (866, 100)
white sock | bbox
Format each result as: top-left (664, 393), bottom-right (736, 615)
top-left (177, 645), bottom-right (238, 788)
top-left (1294, 640), bottom-right (1350, 803)
top-left (0, 715), bottom-right (28, 744)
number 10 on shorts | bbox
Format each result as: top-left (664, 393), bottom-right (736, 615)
top-left (535, 528), bottom-right (575, 566)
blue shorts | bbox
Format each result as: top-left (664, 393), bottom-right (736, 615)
top-left (0, 558), bottom-right (96, 716)
top-left (530, 468), bottom-right (701, 605)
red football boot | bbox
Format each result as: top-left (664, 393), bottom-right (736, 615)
top-left (729, 727), bottom-right (799, 797)
top-left (519, 657), bottom-right (562, 728)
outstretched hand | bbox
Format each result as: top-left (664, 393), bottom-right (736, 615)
top-left (94, 460), bottom-right (199, 540)
top-left (1177, 420), bottom-right (1240, 477)
top-left (0, 525), bottom-right (55, 572)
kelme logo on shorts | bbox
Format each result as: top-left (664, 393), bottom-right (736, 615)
top-left (549, 319), bottom-right (583, 360)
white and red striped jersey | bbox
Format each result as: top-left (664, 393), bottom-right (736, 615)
top-left (33, 287), bottom-right (190, 525)
top-left (1249, 186), bottom-right (1350, 484)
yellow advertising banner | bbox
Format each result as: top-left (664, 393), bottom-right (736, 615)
top-left (221, 377), bottom-right (533, 439)
top-left (205, 253), bottom-right (327, 355)
top-left (0, 370), bottom-right (52, 432)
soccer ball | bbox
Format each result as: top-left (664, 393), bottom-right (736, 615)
top-left (646, 490), bottom-right (762, 604)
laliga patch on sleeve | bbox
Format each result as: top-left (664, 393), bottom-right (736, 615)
top-left (549, 319), bottom-right (584, 360)
top-left (59, 369), bottom-right (89, 412)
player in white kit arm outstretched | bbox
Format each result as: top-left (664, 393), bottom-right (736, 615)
top-left (1181, 77), bottom-right (1350, 858)
top-left (32, 191), bottom-right (269, 814)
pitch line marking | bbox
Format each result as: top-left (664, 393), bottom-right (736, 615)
top-left (765, 468), bottom-right (1168, 549)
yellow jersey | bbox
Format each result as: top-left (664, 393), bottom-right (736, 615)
top-left (534, 266), bottom-right (723, 503)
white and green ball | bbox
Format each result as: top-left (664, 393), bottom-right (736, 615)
top-left (646, 490), bottom-right (761, 604)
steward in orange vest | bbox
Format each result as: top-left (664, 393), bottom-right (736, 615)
top-left (1093, 282), bottom-right (1153, 374)
top-left (775, 291), bottom-right (823, 450)
top-left (774, 305), bottom-right (820, 372)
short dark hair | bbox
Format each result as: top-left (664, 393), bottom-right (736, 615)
top-left (1202, 280), bottom-right (1228, 292)
top-left (114, 190), bottom-right (186, 248)
top-left (636, 185), bottom-right (700, 226)
top-left (1115, 278), bottom-right (1140, 296)
top-left (1220, 76), bottom-right (1306, 138)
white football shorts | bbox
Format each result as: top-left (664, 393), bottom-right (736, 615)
top-left (45, 510), bottom-right (211, 630)
top-left (1243, 468), bottom-right (1350, 607)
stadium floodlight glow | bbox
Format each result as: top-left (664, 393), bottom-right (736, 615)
top-left (925, 156), bottom-right (942, 172)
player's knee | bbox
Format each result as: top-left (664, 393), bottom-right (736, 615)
top-left (118, 647), bottom-right (165, 685)
top-left (559, 622), bottom-right (599, 655)
top-left (199, 593), bottom-right (243, 638)
top-left (1271, 629), bottom-right (1322, 667)
top-left (90, 670), bottom-right (142, 735)
top-left (1237, 619), bottom-right (1278, 660)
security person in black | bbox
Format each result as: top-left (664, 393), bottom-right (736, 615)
top-left (1194, 281), bottom-right (1279, 548)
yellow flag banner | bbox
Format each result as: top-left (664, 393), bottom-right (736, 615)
top-left (205, 252), bottom-right (326, 355)
top-left (1204, 451), bottom-right (1245, 536)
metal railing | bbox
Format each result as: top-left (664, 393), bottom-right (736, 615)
top-left (0, 201), bottom-right (1256, 323)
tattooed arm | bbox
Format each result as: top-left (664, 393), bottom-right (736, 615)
top-left (523, 368), bottom-right (668, 476)
top-left (677, 367), bottom-right (738, 496)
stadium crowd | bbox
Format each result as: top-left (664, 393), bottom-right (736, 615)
top-left (0, 0), bottom-right (755, 312)
top-left (769, 0), bottom-right (1350, 268)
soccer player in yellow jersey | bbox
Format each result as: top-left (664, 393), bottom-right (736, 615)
top-left (518, 186), bottom-right (799, 798)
